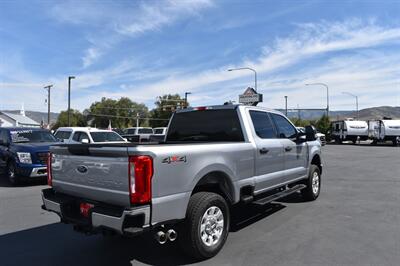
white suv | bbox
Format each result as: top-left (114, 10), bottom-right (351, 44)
top-left (54, 127), bottom-right (127, 144)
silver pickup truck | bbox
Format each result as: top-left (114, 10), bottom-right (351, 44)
top-left (42, 104), bottom-right (322, 259)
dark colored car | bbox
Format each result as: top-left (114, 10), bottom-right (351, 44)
top-left (0, 127), bottom-right (58, 185)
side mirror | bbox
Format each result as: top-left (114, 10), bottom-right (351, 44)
top-left (81, 139), bottom-right (89, 144)
top-left (305, 125), bottom-right (317, 141)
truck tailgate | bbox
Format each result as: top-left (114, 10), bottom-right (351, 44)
top-left (51, 145), bottom-right (131, 207)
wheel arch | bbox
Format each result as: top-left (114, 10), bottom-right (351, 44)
top-left (311, 154), bottom-right (322, 174)
top-left (192, 171), bottom-right (236, 205)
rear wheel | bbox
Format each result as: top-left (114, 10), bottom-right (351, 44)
top-left (301, 165), bottom-right (321, 201)
top-left (7, 161), bottom-right (20, 186)
top-left (179, 192), bottom-right (230, 260)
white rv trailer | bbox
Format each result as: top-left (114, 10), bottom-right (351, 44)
top-left (368, 119), bottom-right (400, 146)
top-left (331, 120), bottom-right (369, 143)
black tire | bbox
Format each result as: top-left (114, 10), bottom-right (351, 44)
top-left (6, 161), bottom-right (20, 186)
top-left (179, 192), bottom-right (230, 260)
top-left (301, 165), bottom-right (321, 201)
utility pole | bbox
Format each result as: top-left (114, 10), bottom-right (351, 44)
top-left (68, 76), bottom-right (75, 126)
top-left (284, 96), bottom-right (288, 116)
top-left (184, 92), bottom-right (191, 108)
top-left (44, 85), bottom-right (53, 128)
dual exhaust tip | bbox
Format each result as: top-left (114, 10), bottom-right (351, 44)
top-left (156, 229), bottom-right (177, 244)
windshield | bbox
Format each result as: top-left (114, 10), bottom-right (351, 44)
top-left (90, 131), bottom-right (124, 142)
top-left (138, 128), bottom-right (153, 134)
top-left (11, 130), bottom-right (57, 143)
top-left (55, 131), bottom-right (72, 140)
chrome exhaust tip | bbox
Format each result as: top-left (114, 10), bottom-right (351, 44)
top-left (166, 229), bottom-right (177, 242)
top-left (156, 231), bottom-right (167, 244)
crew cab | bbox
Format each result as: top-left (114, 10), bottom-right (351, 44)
top-left (42, 105), bottom-right (322, 259)
top-left (54, 127), bottom-right (127, 144)
top-left (0, 127), bottom-right (58, 185)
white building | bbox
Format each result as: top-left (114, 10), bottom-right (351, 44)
top-left (0, 107), bottom-right (40, 128)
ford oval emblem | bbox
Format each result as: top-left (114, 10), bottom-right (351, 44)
top-left (77, 165), bottom-right (88, 174)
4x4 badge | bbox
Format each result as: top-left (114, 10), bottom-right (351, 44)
top-left (162, 156), bottom-right (187, 164)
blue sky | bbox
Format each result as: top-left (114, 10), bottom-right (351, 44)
top-left (1, 0), bottom-right (400, 113)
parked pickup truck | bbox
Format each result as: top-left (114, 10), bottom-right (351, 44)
top-left (42, 105), bottom-right (322, 259)
top-left (0, 127), bottom-right (58, 185)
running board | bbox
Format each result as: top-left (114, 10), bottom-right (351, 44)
top-left (252, 184), bottom-right (306, 206)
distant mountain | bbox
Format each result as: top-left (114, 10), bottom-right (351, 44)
top-left (1, 110), bottom-right (59, 125)
top-left (340, 106), bottom-right (400, 121)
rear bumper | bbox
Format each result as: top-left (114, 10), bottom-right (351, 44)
top-left (41, 188), bottom-right (150, 235)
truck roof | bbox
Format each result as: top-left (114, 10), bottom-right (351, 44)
top-left (176, 104), bottom-right (284, 115)
top-left (56, 127), bottom-right (111, 132)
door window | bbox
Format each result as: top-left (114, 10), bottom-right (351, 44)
top-left (250, 111), bottom-right (277, 139)
top-left (270, 113), bottom-right (297, 139)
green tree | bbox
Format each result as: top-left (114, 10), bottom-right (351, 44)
top-left (53, 109), bottom-right (86, 129)
top-left (149, 94), bottom-right (187, 128)
top-left (290, 117), bottom-right (312, 127)
top-left (315, 114), bottom-right (330, 135)
top-left (87, 97), bottom-right (148, 129)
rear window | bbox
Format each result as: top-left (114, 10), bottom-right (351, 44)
top-left (167, 109), bottom-right (244, 142)
top-left (138, 128), bottom-right (153, 134)
top-left (90, 132), bottom-right (124, 142)
top-left (55, 131), bottom-right (72, 140)
top-left (154, 128), bottom-right (164, 134)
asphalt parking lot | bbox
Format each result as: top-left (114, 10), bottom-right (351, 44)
top-left (0, 144), bottom-right (399, 266)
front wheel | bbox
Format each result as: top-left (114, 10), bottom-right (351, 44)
top-left (301, 165), bottom-right (321, 201)
top-left (7, 161), bottom-right (20, 186)
top-left (179, 192), bottom-right (230, 260)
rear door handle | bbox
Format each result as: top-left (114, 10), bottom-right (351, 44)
top-left (285, 146), bottom-right (293, 152)
top-left (259, 148), bottom-right (269, 154)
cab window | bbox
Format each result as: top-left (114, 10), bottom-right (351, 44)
top-left (250, 111), bottom-right (277, 139)
top-left (270, 113), bottom-right (297, 139)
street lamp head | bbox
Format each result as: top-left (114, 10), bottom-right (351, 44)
top-left (69, 76), bottom-right (75, 80)
top-left (227, 69), bottom-right (233, 72)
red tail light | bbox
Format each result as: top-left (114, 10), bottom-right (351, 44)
top-left (47, 152), bottom-right (53, 186)
top-left (128, 155), bottom-right (153, 204)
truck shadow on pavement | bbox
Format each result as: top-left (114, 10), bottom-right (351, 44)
top-left (0, 202), bottom-right (293, 266)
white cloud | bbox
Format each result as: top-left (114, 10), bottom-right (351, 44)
top-left (2, 19), bottom-right (400, 113)
top-left (50, 0), bottom-right (214, 68)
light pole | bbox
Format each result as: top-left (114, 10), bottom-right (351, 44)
top-left (184, 92), bottom-right (191, 109)
top-left (44, 85), bottom-right (53, 128)
top-left (305, 83), bottom-right (329, 117)
top-left (68, 76), bottom-right (75, 126)
top-left (284, 96), bottom-right (288, 116)
top-left (228, 67), bottom-right (257, 92)
top-left (342, 92), bottom-right (359, 120)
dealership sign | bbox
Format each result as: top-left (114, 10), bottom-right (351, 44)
top-left (239, 87), bottom-right (263, 106)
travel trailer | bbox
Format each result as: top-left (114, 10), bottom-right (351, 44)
top-left (331, 120), bottom-right (369, 143)
top-left (368, 119), bottom-right (400, 146)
